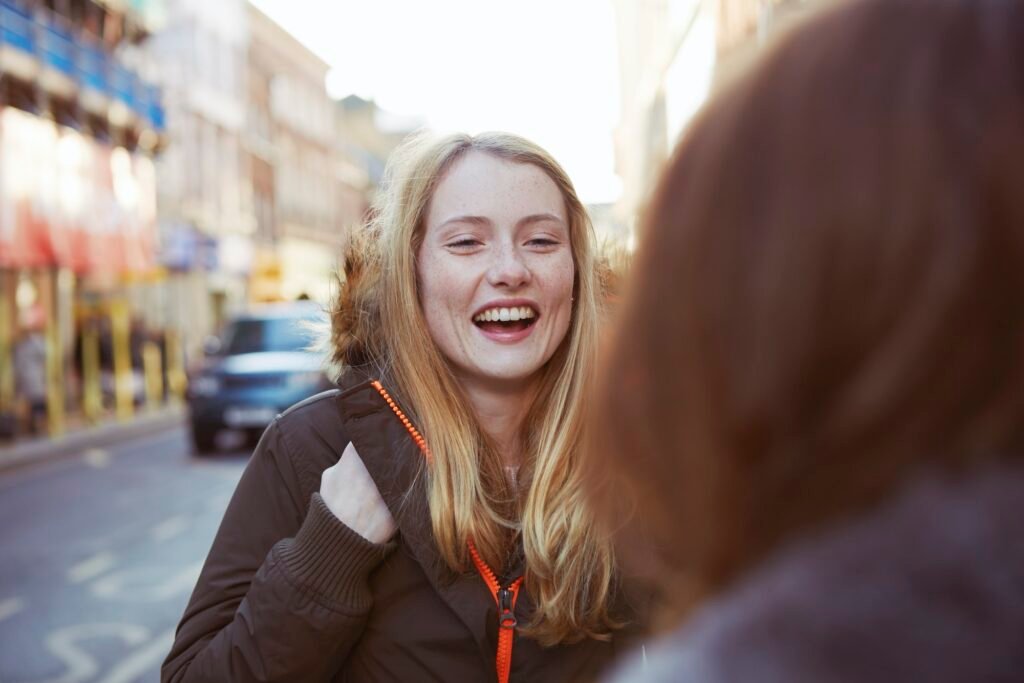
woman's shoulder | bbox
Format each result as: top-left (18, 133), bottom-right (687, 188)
top-left (270, 389), bottom-right (351, 480)
top-left (605, 465), bottom-right (1024, 683)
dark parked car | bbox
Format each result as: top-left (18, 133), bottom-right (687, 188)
top-left (186, 302), bottom-right (333, 453)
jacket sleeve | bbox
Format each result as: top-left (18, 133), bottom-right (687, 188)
top-left (162, 419), bottom-right (396, 682)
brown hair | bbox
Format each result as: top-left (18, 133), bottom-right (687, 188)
top-left (594, 0), bottom-right (1024, 618)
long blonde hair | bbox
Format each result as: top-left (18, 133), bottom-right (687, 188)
top-left (329, 131), bottom-right (619, 645)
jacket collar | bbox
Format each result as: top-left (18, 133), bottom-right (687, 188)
top-left (334, 372), bottom-right (501, 662)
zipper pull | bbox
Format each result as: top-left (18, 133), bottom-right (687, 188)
top-left (498, 586), bottom-right (517, 629)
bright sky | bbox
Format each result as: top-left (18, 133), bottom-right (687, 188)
top-left (249, 0), bottom-right (623, 205)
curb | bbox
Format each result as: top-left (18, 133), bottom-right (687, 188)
top-left (0, 405), bottom-right (187, 475)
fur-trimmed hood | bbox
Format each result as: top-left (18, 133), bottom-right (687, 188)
top-left (327, 225), bottom-right (387, 380)
top-left (607, 465), bottom-right (1024, 682)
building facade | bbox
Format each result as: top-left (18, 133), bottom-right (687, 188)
top-left (333, 93), bottom-right (416, 245)
top-left (147, 0), bottom-right (250, 350)
top-left (247, 4), bottom-right (337, 304)
top-left (715, 0), bottom-right (833, 82)
top-left (0, 0), bottom-right (167, 435)
top-left (611, 0), bottom-right (717, 238)
top-left (612, 0), bottom-right (836, 240)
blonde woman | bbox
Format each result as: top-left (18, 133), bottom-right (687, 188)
top-left (163, 132), bottom-right (642, 682)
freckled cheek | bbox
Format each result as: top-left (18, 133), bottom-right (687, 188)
top-left (542, 257), bottom-right (576, 311)
top-left (421, 261), bottom-right (476, 331)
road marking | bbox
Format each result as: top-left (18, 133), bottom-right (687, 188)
top-left (98, 627), bottom-right (176, 683)
top-left (91, 561), bottom-right (203, 602)
top-left (0, 426), bottom-right (184, 493)
top-left (0, 596), bottom-right (25, 622)
top-left (82, 448), bottom-right (112, 468)
top-left (150, 515), bottom-right (189, 542)
top-left (41, 623), bottom-right (149, 683)
top-left (67, 552), bottom-right (117, 584)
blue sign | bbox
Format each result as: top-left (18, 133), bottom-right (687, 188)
top-left (38, 15), bottom-right (74, 77)
top-left (76, 40), bottom-right (108, 94)
top-left (147, 84), bottom-right (165, 132)
top-left (160, 224), bottom-right (219, 273)
top-left (109, 60), bottom-right (136, 108)
top-left (0, 0), bottom-right (34, 55)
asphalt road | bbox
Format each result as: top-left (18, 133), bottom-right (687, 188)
top-left (0, 425), bottom-right (252, 683)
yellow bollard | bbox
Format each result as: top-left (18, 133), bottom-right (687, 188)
top-left (165, 329), bottom-right (187, 403)
top-left (142, 340), bottom-right (163, 409)
top-left (81, 327), bottom-right (102, 422)
top-left (44, 271), bottom-right (65, 438)
top-left (109, 300), bottom-right (134, 421)
top-left (0, 273), bottom-right (13, 415)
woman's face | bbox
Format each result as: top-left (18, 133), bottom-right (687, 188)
top-left (417, 150), bottom-right (575, 393)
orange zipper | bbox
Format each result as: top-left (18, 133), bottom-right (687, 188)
top-left (468, 539), bottom-right (523, 683)
top-left (371, 380), bottom-right (522, 683)
top-left (370, 380), bottom-right (432, 463)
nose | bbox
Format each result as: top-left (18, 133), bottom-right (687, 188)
top-left (486, 244), bottom-right (531, 289)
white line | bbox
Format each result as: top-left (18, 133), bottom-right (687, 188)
top-left (82, 448), bottom-right (112, 468)
top-left (152, 562), bottom-right (204, 601)
top-left (98, 627), bottom-right (176, 683)
top-left (91, 562), bottom-right (204, 602)
top-left (41, 622), bottom-right (150, 683)
top-left (0, 596), bottom-right (25, 622)
top-left (67, 552), bottom-right (117, 584)
top-left (0, 427), bottom-right (184, 493)
top-left (150, 515), bottom-right (189, 542)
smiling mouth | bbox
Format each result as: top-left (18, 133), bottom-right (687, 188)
top-left (472, 305), bottom-right (539, 334)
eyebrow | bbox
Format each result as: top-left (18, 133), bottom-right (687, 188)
top-left (437, 213), bottom-right (567, 231)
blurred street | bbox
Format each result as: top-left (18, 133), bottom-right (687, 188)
top-left (0, 0), bottom-right (816, 679)
top-left (0, 422), bottom-right (248, 683)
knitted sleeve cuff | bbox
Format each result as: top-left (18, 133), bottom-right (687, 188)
top-left (275, 493), bottom-right (396, 612)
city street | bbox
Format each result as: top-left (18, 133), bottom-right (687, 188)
top-left (0, 425), bottom-right (250, 683)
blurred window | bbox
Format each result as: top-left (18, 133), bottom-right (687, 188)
top-left (220, 317), bottom-right (317, 355)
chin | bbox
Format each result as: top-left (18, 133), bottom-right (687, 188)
top-left (468, 362), bottom-right (546, 387)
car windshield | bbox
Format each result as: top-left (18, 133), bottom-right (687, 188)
top-left (220, 317), bottom-right (318, 355)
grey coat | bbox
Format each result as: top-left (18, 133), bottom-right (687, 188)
top-left (607, 465), bottom-right (1024, 683)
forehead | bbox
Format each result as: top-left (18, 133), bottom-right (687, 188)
top-left (426, 150), bottom-right (566, 228)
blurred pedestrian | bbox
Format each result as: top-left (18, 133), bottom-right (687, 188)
top-left (13, 306), bottom-right (47, 436)
top-left (595, 0), bottom-right (1024, 681)
top-left (129, 315), bottom-right (149, 405)
top-left (164, 132), bottom-right (644, 682)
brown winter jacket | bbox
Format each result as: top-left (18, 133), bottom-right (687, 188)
top-left (162, 371), bottom-right (643, 682)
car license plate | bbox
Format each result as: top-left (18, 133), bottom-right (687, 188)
top-left (224, 406), bottom-right (277, 427)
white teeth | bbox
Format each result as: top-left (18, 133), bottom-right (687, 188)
top-left (473, 306), bottom-right (539, 323)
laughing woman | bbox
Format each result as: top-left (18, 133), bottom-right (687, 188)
top-left (163, 132), bottom-right (640, 682)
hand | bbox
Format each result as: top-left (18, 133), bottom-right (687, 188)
top-left (320, 442), bottom-right (397, 544)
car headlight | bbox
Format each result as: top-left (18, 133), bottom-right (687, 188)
top-left (191, 375), bottom-right (221, 396)
top-left (286, 371), bottom-right (323, 389)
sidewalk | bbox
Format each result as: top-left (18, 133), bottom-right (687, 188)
top-left (0, 404), bottom-right (186, 474)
